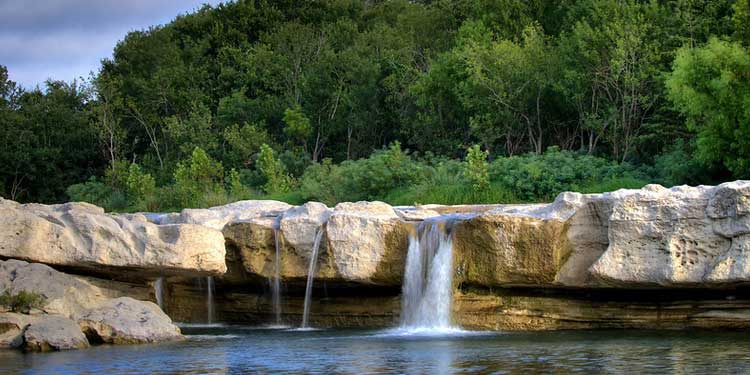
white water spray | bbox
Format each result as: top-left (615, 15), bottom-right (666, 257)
top-left (154, 277), bottom-right (165, 310)
top-left (400, 219), bottom-right (456, 330)
top-left (271, 227), bottom-right (283, 325)
top-left (301, 228), bottom-right (324, 328)
top-left (207, 276), bottom-right (215, 324)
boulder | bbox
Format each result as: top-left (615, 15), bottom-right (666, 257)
top-left (0, 259), bottom-right (113, 318)
top-left (590, 182), bottom-right (750, 286)
top-left (0, 198), bottom-right (226, 278)
top-left (23, 315), bottom-right (89, 352)
top-left (279, 202), bottom-right (330, 255)
top-left (161, 200), bottom-right (292, 230)
top-left (77, 297), bottom-right (182, 344)
top-left (326, 201), bottom-right (409, 285)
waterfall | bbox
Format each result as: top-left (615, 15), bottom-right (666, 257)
top-left (400, 219), bottom-right (456, 330)
top-left (154, 277), bottom-right (165, 310)
top-left (301, 228), bottom-right (324, 328)
top-left (271, 227), bottom-right (283, 326)
top-left (207, 276), bottom-right (215, 324)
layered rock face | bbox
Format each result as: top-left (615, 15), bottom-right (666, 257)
top-left (3, 181), bottom-right (750, 335)
top-left (0, 198), bottom-right (226, 278)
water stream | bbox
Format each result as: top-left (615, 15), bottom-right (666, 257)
top-left (271, 227), bottom-right (283, 326)
top-left (207, 276), bottom-right (215, 324)
top-left (154, 277), bottom-right (165, 310)
top-left (301, 228), bottom-right (324, 328)
top-left (400, 218), bottom-right (457, 331)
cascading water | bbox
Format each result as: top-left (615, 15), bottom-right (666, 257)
top-left (271, 227), bottom-right (283, 326)
top-left (154, 277), bottom-right (165, 310)
top-left (206, 276), bottom-right (215, 324)
top-left (400, 218), bottom-right (457, 331)
top-left (301, 228), bottom-right (324, 328)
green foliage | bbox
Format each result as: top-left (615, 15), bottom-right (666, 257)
top-left (126, 163), bottom-right (156, 210)
top-left (465, 145), bottom-right (490, 191)
top-left (257, 144), bottom-right (294, 194)
top-left (0, 290), bottom-right (46, 314)
top-left (283, 105), bottom-right (312, 148)
top-left (4, 1), bottom-right (748, 207)
top-left (173, 147), bottom-right (225, 207)
top-left (489, 147), bottom-right (647, 201)
top-left (300, 142), bottom-right (427, 204)
top-left (666, 38), bottom-right (750, 177)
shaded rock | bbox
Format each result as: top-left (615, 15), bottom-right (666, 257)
top-left (78, 297), bottom-right (182, 344)
top-left (453, 213), bottom-right (571, 287)
top-left (0, 198), bottom-right (226, 278)
top-left (161, 200), bottom-right (292, 230)
top-left (24, 315), bottom-right (89, 352)
top-left (0, 313), bottom-right (27, 349)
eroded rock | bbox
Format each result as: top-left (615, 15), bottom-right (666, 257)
top-left (78, 297), bottom-right (182, 344)
top-left (23, 315), bottom-right (89, 352)
top-left (0, 198), bottom-right (226, 278)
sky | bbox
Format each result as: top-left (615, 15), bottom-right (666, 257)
top-left (0, 0), bottom-right (223, 89)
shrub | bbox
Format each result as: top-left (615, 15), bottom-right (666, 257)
top-left (257, 144), bottom-right (295, 194)
top-left (174, 147), bottom-right (225, 207)
top-left (126, 163), bottom-right (156, 210)
top-left (489, 147), bottom-right (646, 201)
top-left (465, 145), bottom-right (490, 192)
top-left (299, 142), bottom-right (428, 204)
top-left (0, 290), bottom-right (46, 314)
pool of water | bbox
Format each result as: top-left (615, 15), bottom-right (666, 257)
top-left (2, 325), bottom-right (750, 374)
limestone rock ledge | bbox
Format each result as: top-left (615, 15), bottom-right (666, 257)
top-left (0, 198), bottom-right (227, 278)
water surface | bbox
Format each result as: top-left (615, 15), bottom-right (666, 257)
top-left (2, 326), bottom-right (749, 374)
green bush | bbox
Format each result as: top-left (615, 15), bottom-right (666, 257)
top-left (299, 142), bottom-right (428, 204)
top-left (0, 290), bottom-right (46, 314)
top-left (257, 144), bottom-right (295, 194)
top-left (465, 145), bottom-right (490, 192)
top-left (489, 147), bottom-right (647, 201)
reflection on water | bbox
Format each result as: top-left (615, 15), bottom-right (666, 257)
top-left (2, 327), bottom-right (750, 375)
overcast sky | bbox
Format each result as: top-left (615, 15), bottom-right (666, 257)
top-left (0, 0), bottom-right (223, 89)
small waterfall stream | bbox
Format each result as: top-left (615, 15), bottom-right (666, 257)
top-left (154, 277), bottom-right (165, 310)
top-left (207, 276), bottom-right (215, 324)
top-left (400, 218), bottom-right (457, 331)
top-left (271, 227), bottom-right (283, 326)
top-left (301, 228), bottom-right (324, 328)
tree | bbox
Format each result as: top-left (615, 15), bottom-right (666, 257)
top-left (558, 0), bottom-right (662, 161)
top-left (283, 105), bottom-right (312, 152)
top-left (666, 38), bottom-right (750, 177)
top-left (173, 147), bottom-right (225, 207)
top-left (462, 23), bottom-right (556, 155)
top-left (257, 144), bottom-right (293, 194)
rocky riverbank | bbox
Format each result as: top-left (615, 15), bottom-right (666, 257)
top-left (2, 181), bottom-right (750, 351)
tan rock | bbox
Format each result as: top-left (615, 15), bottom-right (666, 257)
top-left (161, 200), bottom-right (292, 230)
top-left (23, 314), bottom-right (89, 352)
top-left (326, 201), bottom-right (409, 285)
top-left (78, 297), bottom-right (182, 344)
top-left (0, 198), bottom-right (226, 277)
top-left (0, 313), bottom-right (27, 349)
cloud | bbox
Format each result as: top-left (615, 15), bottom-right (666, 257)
top-left (0, 0), bottom-right (223, 88)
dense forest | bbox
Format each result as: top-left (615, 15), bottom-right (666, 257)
top-left (1, 0), bottom-right (749, 211)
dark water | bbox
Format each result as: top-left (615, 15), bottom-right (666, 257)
top-left (2, 325), bottom-right (750, 375)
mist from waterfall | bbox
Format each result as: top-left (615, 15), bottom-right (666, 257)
top-left (301, 228), bottom-right (324, 328)
top-left (400, 219), bottom-right (457, 331)
top-left (155, 277), bottom-right (165, 310)
top-left (207, 276), bottom-right (215, 324)
top-left (271, 227), bottom-right (283, 326)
